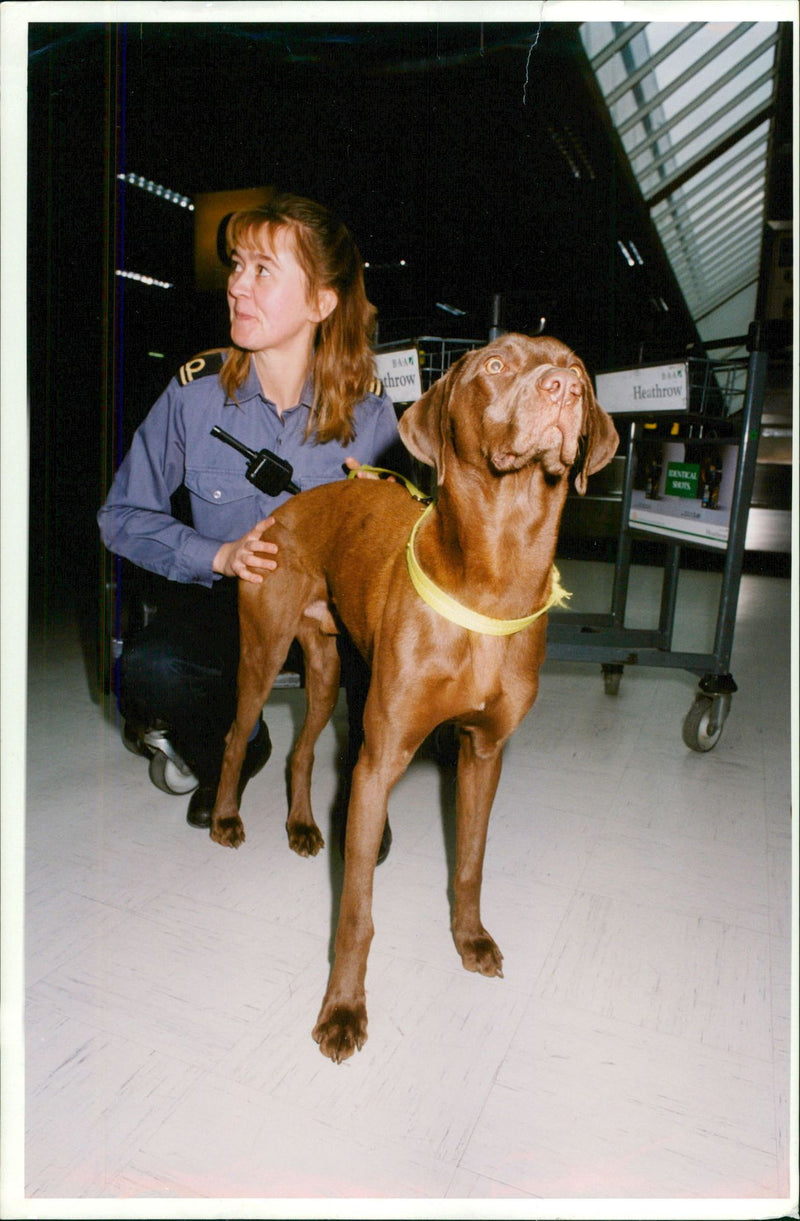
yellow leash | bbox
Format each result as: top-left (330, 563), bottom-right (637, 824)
top-left (348, 465), bottom-right (431, 502)
top-left (347, 467), bottom-right (571, 636)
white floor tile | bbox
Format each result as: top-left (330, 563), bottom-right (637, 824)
top-left (575, 826), bottom-right (772, 932)
top-left (444, 1167), bottom-right (539, 1198)
top-left (31, 892), bottom-right (325, 1069)
top-left (460, 997), bottom-right (784, 1198)
top-left (535, 891), bottom-right (777, 1060)
top-left (116, 1070), bottom-right (458, 1199)
top-left (25, 995), bottom-right (204, 1199)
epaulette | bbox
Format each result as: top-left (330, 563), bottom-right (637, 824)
top-left (177, 349), bottom-right (227, 386)
top-left (368, 377), bottom-right (384, 397)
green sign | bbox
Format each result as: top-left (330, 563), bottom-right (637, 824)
top-left (665, 461), bottom-right (700, 498)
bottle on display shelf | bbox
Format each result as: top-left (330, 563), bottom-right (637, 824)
top-left (700, 448), bottom-right (723, 509)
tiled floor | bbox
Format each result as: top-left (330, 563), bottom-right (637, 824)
top-left (12, 559), bottom-right (797, 1213)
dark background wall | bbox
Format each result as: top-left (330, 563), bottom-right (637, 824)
top-left (27, 20), bottom-right (704, 637)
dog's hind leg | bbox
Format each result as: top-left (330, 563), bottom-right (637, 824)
top-left (285, 615), bottom-right (341, 857)
top-left (211, 657), bottom-right (281, 849)
top-left (211, 595), bottom-right (301, 849)
top-left (451, 728), bottom-right (505, 977)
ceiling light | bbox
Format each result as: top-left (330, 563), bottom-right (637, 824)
top-left (364, 259), bottom-right (409, 270)
top-left (617, 240), bottom-right (636, 268)
top-left (117, 173), bottom-right (194, 210)
top-left (115, 269), bottom-right (173, 289)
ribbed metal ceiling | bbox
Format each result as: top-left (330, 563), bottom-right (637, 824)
top-left (581, 20), bottom-right (781, 352)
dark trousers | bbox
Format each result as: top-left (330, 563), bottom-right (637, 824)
top-left (119, 577), bottom-right (369, 786)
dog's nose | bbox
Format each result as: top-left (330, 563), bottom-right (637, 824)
top-left (539, 367), bottom-right (582, 401)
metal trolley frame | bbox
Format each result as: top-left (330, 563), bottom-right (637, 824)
top-left (378, 325), bottom-right (774, 753)
top-left (547, 330), bottom-right (770, 753)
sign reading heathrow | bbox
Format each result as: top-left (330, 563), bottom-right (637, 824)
top-left (374, 347), bottom-right (423, 403)
top-left (595, 362), bottom-right (689, 415)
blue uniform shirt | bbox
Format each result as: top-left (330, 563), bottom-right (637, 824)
top-left (98, 352), bottom-right (401, 586)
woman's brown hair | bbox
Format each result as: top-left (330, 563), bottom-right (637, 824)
top-left (220, 193), bottom-right (378, 444)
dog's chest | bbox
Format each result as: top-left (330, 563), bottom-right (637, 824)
top-left (461, 629), bottom-right (543, 709)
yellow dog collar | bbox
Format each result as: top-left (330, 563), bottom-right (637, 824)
top-left (406, 504), bottom-right (571, 636)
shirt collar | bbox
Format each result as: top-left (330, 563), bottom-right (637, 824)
top-left (227, 355), bottom-right (315, 413)
top-left (298, 374), bottom-right (315, 408)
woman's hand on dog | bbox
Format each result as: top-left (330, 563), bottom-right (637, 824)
top-left (213, 461), bottom-right (391, 583)
top-left (213, 518), bottom-right (278, 583)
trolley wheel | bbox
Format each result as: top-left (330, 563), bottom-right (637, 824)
top-left (682, 694), bottom-right (726, 753)
top-left (602, 664), bottom-right (623, 696)
top-left (148, 749), bottom-right (199, 795)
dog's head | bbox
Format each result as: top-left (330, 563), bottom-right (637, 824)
top-left (398, 334), bottom-right (618, 494)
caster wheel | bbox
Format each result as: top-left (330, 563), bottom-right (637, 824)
top-left (148, 749), bottom-right (198, 795)
top-left (682, 694), bottom-right (725, 753)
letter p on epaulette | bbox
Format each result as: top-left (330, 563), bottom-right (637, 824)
top-left (178, 358), bottom-right (207, 385)
top-left (177, 350), bottom-right (226, 386)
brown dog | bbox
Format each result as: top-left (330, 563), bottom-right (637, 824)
top-left (210, 333), bottom-right (618, 1062)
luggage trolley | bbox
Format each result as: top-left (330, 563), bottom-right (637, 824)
top-left (546, 321), bottom-right (774, 752)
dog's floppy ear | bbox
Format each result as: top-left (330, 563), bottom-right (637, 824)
top-left (398, 370), bottom-right (452, 485)
top-left (574, 372), bottom-right (619, 495)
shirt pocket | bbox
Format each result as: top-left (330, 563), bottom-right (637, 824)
top-left (292, 451), bottom-right (352, 491)
top-left (184, 468), bottom-right (262, 540)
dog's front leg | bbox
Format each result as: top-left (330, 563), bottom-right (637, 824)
top-left (312, 759), bottom-right (394, 1062)
top-left (451, 730), bottom-right (505, 977)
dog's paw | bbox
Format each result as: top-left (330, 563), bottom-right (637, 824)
top-left (210, 813), bottom-right (246, 848)
top-left (457, 932), bottom-right (504, 978)
top-left (312, 1003), bottom-right (368, 1063)
top-left (287, 822), bottom-right (325, 858)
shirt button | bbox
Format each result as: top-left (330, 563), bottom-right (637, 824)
top-left (213, 490), bottom-right (222, 500)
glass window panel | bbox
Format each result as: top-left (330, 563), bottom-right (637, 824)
top-left (664, 39), bottom-right (781, 117)
top-left (667, 64), bottom-right (774, 142)
top-left (635, 88), bottom-right (774, 188)
top-left (580, 19), bottom-right (779, 339)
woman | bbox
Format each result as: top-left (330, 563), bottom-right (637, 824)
top-left (99, 193), bottom-right (401, 853)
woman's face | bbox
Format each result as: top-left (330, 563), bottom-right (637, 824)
top-left (227, 225), bottom-right (336, 359)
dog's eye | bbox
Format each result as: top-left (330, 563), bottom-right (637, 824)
top-left (485, 357), bottom-right (505, 374)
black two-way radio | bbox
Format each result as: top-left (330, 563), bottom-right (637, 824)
top-left (210, 426), bottom-right (300, 496)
